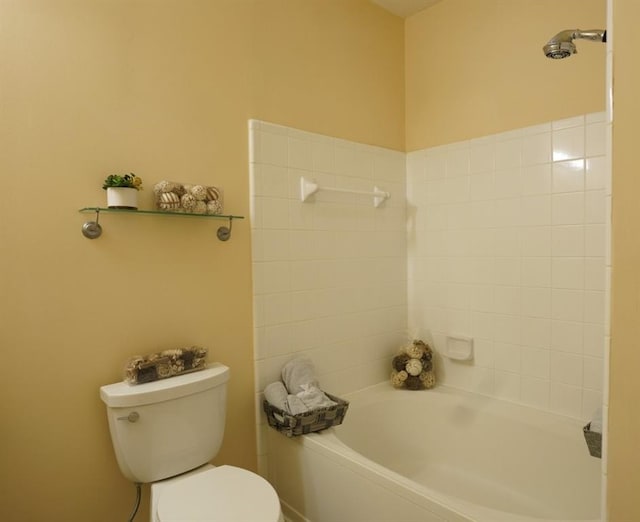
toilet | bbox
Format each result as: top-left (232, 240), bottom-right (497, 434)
top-left (100, 363), bottom-right (283, 522)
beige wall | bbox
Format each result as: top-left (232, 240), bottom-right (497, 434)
top-left (405, 0), bottom-right (606, 150)
top-left (0, 1), bottom-right (403, 520)
top-left (608, 0), bottom-right (640, 519)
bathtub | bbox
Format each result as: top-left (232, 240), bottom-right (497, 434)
top-left (266, 382), bottom-right (601, 522)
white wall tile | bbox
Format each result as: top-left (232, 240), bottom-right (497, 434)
top-left (551, 226), bottom-right (584, 257)
top-left (551, 320), bottom-right (583, 354)
top-left (521, 287), bottom-right (551, 318)
top-left (446, 148), bottom-right (470, 178)
top-left (522, 132), bottom-right (551, 166)
top-left (494, 370), bottom-right (521, 402)
top-left (469, 141), bottom-right (495, 174)
top-left (586, 122), bottom-right (607, 157)
top-left (550, 382), bottom-right (582, 417)
top-left (494, 342), bottom-right (521, 373)
top-left (495, 138), bottom-right (522, 170)
top-left (521, 258), bottom-right (551, 287)
top-left (586, 156), bottom-right (607, 190)
top-left (521, 376), bottom-right (550, 409)
top-left (584, 356), bottom-right (604, 391)
top-left (520, 195), bottom-right (552, 227)
top-left (289, 137), bottom-right (313, 171)
top-left (550, 351), bottom-right (583, 389)
top-left (260, 130), bottom-right (288, 166)
top-left (585, 258), bottom-right (605, 291)
top-left (521, 164), bottom-right (551, 196)
top-left (552, 258), bottom-right (585, 290)
top-left (473, 338), bottom-right (494, 367)
top-left (584, 291), bottom-right (605, 325)
top-left (520, 226), bottom-right (551, 257)
top-left (585, 225), bottom-right (605, 257)
top-left (552, 160), bottom-right (584, 193)
top-left (551, 289), bottom-right (584, 322)
top-left (553, 126), bottom-right (585, 162)
top-left (521, 346), bottom-right (550, 378)
top-left (583, 323), bottom-right (605, 358)
top-left (552, 192), bottom-right (584, 225)
top-left (494, 168), bottom-right (521, 199)
top-left (585, 190), bottom-right (606, 224)
top-left (521, 317), bottom-right (551, 348)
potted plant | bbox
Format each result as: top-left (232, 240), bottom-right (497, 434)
top-left (103, 173), bottom-right (143, 209)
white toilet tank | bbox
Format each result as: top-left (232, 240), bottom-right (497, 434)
top-left (100, 363), bottom-right (230, 483)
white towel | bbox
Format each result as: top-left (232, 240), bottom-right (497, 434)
top-left (287, 394), bottom-right (309, 415)
top-left (264, 381), bottom-right (289, 412)
top-left (590, 407), bottom-right (603, 434)
top-left (297, 384), bottom-right (337, 409)
top-left (281, 357), bottom-right (319, 394)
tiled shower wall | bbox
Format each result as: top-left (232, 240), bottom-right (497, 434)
top-left (249, 120), bottom-right (407, 474)
top-left (407, 113), bottom-right (609, 420)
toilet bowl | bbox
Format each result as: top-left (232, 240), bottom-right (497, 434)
top-left (152, 465), bottom-right (283, 522)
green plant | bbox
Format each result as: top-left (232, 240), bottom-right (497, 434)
top-left (102, 173), bottom-right (143, 190)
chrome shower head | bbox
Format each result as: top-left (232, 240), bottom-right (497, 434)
top-left (543, 29), bottom-right (606, 59)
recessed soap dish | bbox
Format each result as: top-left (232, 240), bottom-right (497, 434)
top-left (444, 335), bottom-right (474, 361)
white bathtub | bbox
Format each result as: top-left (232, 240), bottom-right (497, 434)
top-left (267, 382), bottom-right (601, 522)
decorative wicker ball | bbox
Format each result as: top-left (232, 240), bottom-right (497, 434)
top-left (404, 375), bottom-right (423, 390)
top-left (153, 180), bottom-right (169, 194)
top-left (154, 180), bottom-right (180, 194)
top-left (193, 201), bottom-right (207, 214)
top-left (406, 341), bottom-right (426, 359)
top-left (181, 193), bottom-right (197, 210)
top-left (206, 186), bottom-right (221, 201)
top-left (392, 353), bottom-right (410, 372)
top-left (419, 370), bottom-right (436, 389)
top-left (391, 370), bottom-right (407, 388)
top-left (158, 191), bottom-right (181, 210)
top-left (191, 185), bottom-right (208, 201)
top-left (405, 358), bottom-right (423, 376)
top-left (156, 361), bottom-right (172, 378)
top-left (206, 200), bottom-right (223, 215)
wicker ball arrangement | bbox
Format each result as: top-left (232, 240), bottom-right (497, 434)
top-left (153, 180), bottom-right (224, 215)
top-left (391, 339), bottom-right (435, 390)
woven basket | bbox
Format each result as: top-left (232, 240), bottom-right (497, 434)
top-left (583, 422), bottom-right (602, 458)
top-left (263, 393), bottom-right (349, 437)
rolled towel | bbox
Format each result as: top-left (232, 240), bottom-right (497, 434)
top-left (264, 381), bottom-right (290, 413)
top-left (287, 394), bottom-right (309, 415)
top-left (590, 407), bottom-right (603, 434)
top-left (297, 384), bottom-right (337, 409)
top-left (281, 356), bottom-right (319, 394)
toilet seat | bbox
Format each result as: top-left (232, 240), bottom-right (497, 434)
top-left (157, 465), bottom-right (282, 522)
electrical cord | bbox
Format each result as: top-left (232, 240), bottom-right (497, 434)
top-left (127, 483), bottom-right (142, 522)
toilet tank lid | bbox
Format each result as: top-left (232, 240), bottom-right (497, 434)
top-left (100, 363), bottom-right (229, 408)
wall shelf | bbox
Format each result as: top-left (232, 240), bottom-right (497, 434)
top-left (79, 207), bottom-right (244, 241)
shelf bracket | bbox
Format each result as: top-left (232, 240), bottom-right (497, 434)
top-left (216, 217), bottom-right (233, 241)
top-left (81, 209), bottom-right (103, 239)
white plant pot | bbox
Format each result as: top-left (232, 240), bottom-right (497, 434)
top-left (106, 187), bottom-right (138, 209)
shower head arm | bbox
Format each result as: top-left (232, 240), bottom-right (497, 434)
top-left (570, 29), bottom-right (607, 43)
